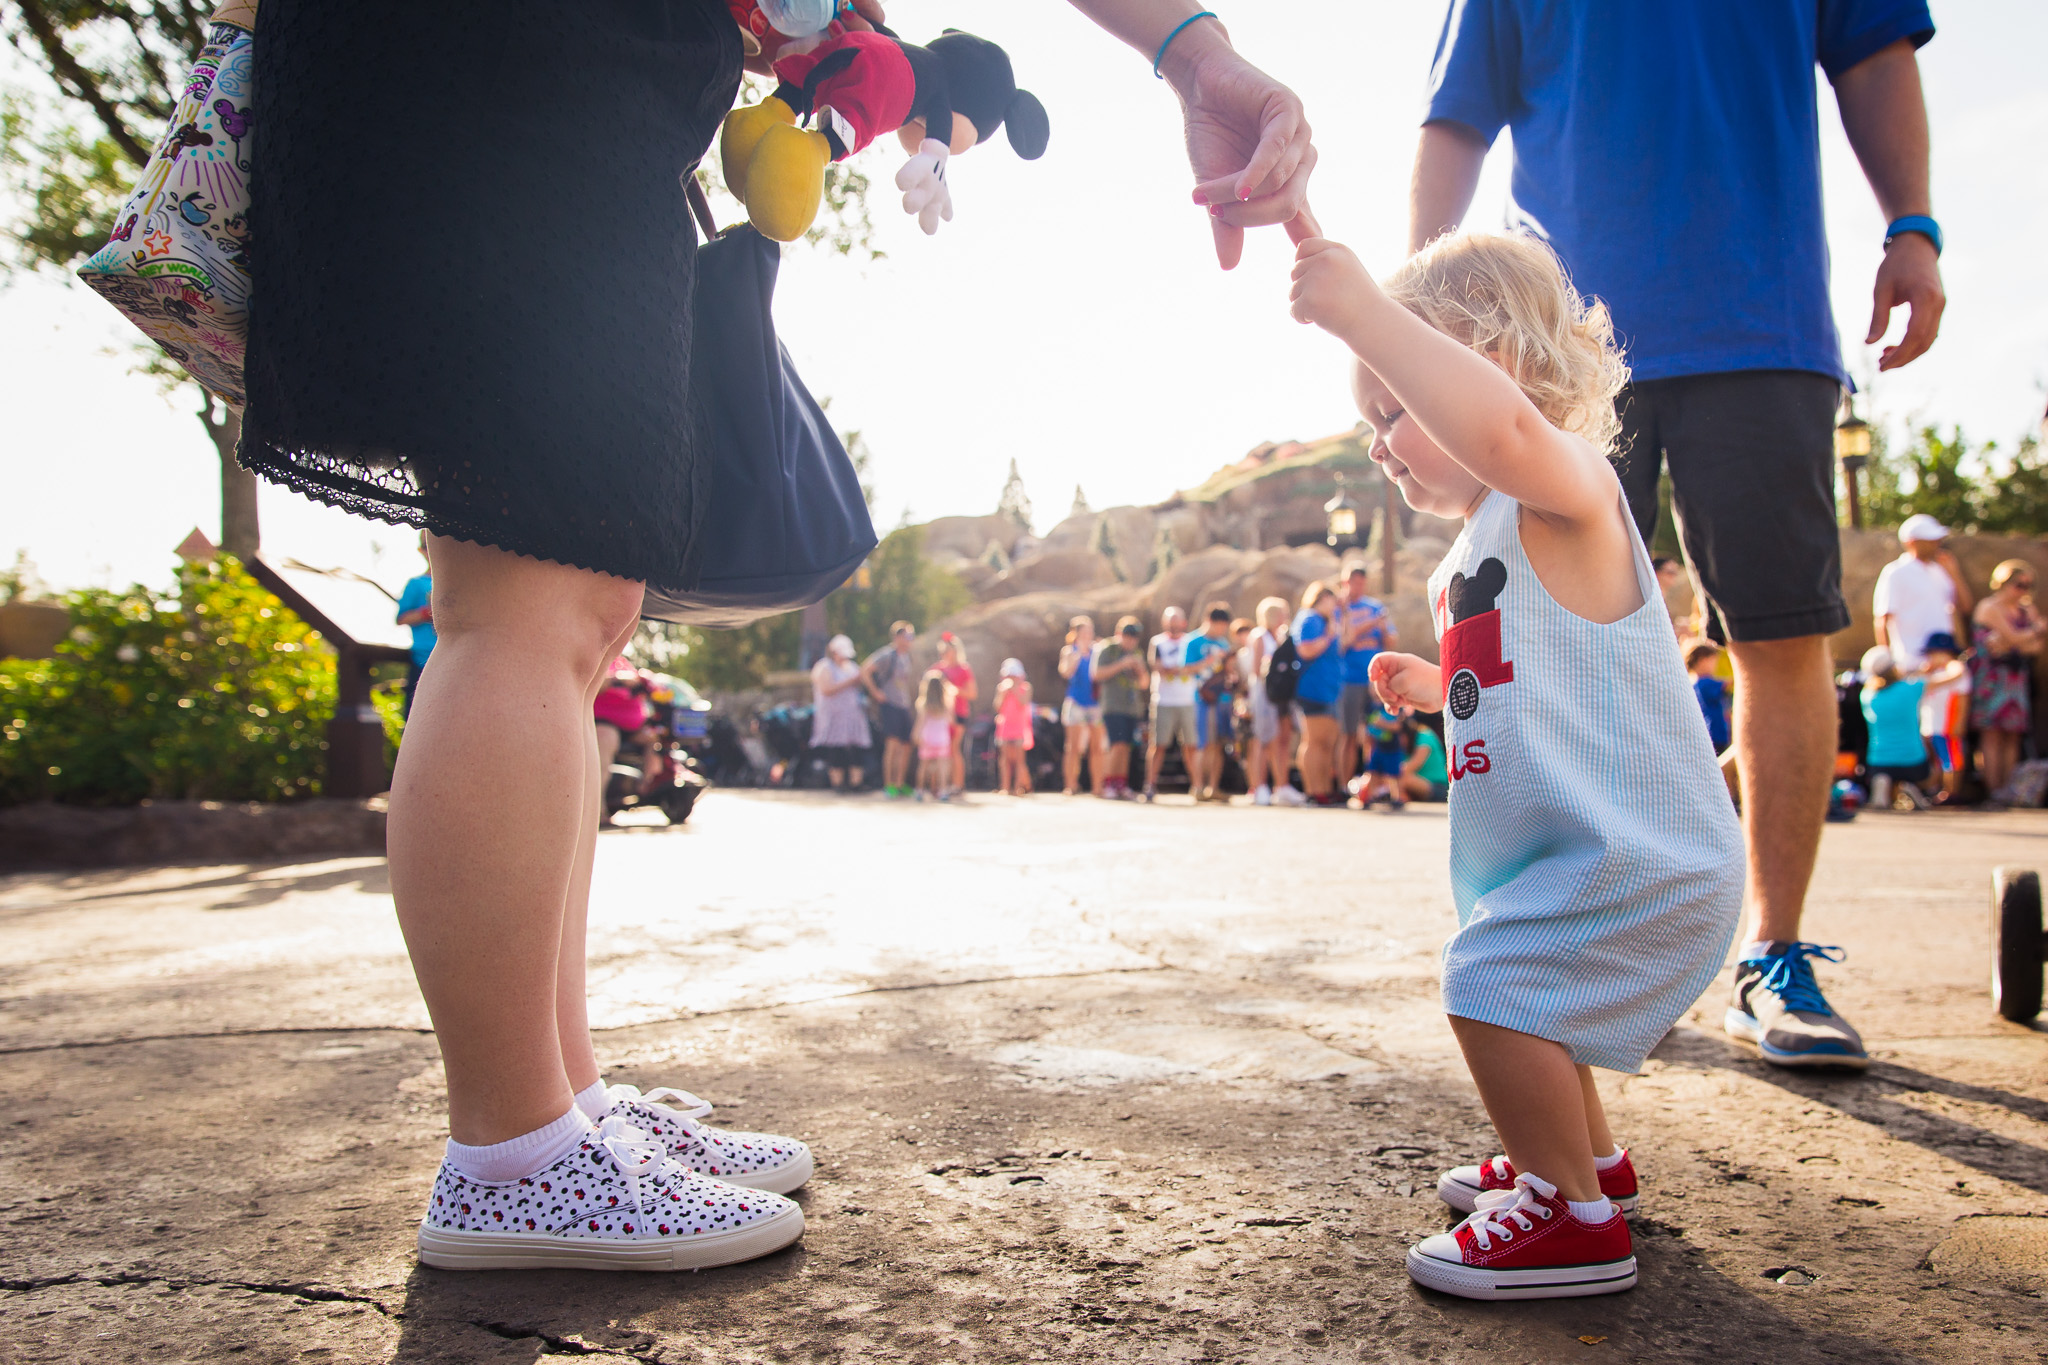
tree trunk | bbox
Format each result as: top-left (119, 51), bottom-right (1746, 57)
top-left (204, 399), bottom-right (259, 559)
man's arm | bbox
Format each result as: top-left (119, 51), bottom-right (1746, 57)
top-left (1408, 121), bottom-right (1489, 254)
top-left (1874, 613), bottom-right (1892, 650)
top-left (1833, 37), bottom-right (1944, 371)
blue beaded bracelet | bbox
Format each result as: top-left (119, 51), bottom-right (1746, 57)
top-left (1885, 215), bottom-right (1942, 256)
top-left (1154, 11), bottom-right (1217, 79)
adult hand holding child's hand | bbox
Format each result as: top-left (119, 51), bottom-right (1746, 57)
top-left (1289, 238), bottom-right (1374, 336)
top-left (1370, 651), bottom-right (1443, 715)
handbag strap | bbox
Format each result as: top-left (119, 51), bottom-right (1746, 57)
top-left (684, 172), bottom-right (720, 240)
top-left (210, 0), bottom-right (258, 31)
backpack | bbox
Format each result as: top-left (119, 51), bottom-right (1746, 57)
top-left (1265, 635), bottom-right (1303, 705)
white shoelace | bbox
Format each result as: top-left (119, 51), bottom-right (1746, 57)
top-left (1456, 1172), bottom-right (1556, 1251)
top-left (593, 1113), bottom-right (672, 1215)
top-left (607, 1083), bottom-right (714, 1131)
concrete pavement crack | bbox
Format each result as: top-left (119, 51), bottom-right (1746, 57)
top-left (0, 967), bottom-right (1182, 1056)
top-left (0, 1269), bottom-right (399, 1317)
top-left (0, 1025), bottom-right (434, 1057)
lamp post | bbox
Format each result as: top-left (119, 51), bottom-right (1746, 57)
top-left (1325, 472), bottom-right (1360, 552)
top-left (1836, 401), bottom-right (1872, 531)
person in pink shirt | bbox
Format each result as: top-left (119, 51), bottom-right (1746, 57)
top-left (994, 658), bottom-right (1036, 796)
top-left (933, 632), bottom-right (977, 795)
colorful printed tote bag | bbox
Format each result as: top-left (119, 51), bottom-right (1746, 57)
top-left (76, 18), bottom-right (254, 407)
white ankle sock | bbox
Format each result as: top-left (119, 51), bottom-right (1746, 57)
top-left (573, 1079), bottom-right (611, 1121)
top-left (1566, 1195), bottom-right (1615, 1223)
top-left (1593, 1146), bottom-right (1626, 1171)
top-left (1742, 939), bottom-right (1785, 961)
top-left (445, 1106), bottom-right (592, 1183)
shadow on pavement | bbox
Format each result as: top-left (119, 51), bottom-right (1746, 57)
top-left (388, 1240), bottom-right (809, 1361)
top-left (1654, 1027), bottom-right (2048, 1196)
top-left (0, 856), bottom-right (390, 913)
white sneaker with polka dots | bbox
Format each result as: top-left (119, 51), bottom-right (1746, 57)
top-left (417, 1114), bottom-right (804, 1271)
top-left (605, 1084), bottom-right (814, 1194)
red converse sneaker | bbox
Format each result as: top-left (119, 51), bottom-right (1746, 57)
top-left (1407, 1173), bottom-right (1636, 1300)
top-left (1438, 1148), bottom-right (1639, 1215)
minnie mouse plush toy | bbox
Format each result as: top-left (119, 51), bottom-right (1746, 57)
top-left (721, 28), bottom-right (1050, 242)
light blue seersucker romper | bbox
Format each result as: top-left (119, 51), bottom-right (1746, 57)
top-left (1425, 490), bottom-right (1744, 1073)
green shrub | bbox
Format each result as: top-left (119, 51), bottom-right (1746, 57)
top-left (0, 556), bottom-right (337, 806)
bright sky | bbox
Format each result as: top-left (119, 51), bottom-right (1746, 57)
top-left (4, 1), bottom-right (2045, 594)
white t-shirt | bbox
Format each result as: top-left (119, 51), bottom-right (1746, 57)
top-left (1872, 555), bottom-right (1956, 670)
top-left (1920, 668), bottom-right (1972, 737)
top-left (1242, 628), bottom-right (1279, 708)
top-left (1150, 632), bottom-right (1196, 707)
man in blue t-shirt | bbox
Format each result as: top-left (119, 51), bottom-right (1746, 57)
top-left (395, 536), bottom-right (436, 720)
top-left (1182, 603), bottom-right (1238, 802)
top-left (1411, 0), bottom-right (1946, 1072)
top-left (1335, 564), bottom-right (1395, 797)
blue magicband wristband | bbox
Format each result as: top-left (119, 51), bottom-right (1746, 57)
top-left (1885, 215), bottom-right (1942, 256)
top-left (1154, 11), bottom-right (1217, 79)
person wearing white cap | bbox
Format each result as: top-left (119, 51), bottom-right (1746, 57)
top-left (993, 657), bottom-right (1036, 796)
top-left (1872, 514), bottom-right (1972, 672)
top-left (809, 634), bottom-right (872, 793)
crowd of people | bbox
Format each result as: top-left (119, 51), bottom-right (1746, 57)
top-left (1662, 516), bottom-right (2047, 812)
top-left (790, 565), bottom-right (1449, 810)
top-left (1859, 517), bottom-right (2043, 808)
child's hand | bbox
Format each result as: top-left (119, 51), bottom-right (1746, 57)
top-left (1370, 651), bottom-right (1443, 714)
top-left (1289, 237), bottom-right (1375, 337)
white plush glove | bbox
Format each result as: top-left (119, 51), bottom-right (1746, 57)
top-left (895, 137), bottom-right (954, 236)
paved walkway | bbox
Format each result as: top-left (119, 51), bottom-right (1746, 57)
top-left (3, 792), bottom-right (2045, 1363)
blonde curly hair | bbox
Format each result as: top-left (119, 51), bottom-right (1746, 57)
top-left (1383, 233), bottom-right (1629, 454)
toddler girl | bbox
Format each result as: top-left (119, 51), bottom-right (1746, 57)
top-left (915, 672), bottom-right (956, 803)
top-left (1291, 231), bottom-right (1744, 1300)
top-left (994, 658), bottom-right (1036, 796)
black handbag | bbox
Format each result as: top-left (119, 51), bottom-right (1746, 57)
top-left (640, 182), bottom-right (878, 627)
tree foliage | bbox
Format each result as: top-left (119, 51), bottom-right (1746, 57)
top-left (1, 555), bottom-right (337, 806)
top-left (630, 522), bottom-right (969, 693)
top-left (1861, 424), bottom-right (2048, 537)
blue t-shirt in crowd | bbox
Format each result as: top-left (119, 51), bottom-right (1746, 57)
top-left (1065, 646), bottom-right (1095, 706)
top-left (1862, 679), bottom-right (1926, 768)
top-left (1338, 594), bottom-right (1390, 686)
top-left (1293, 611), bottom-right (1343, 706)
top-left (1184, 630), bottom-right (1232, 697)
top-left (396, 573), bottom-right (436, 667)
top-left (1425, 0), bottom-right (1934, 384)
top-left (1693, 675), bottom-right (1731, 752)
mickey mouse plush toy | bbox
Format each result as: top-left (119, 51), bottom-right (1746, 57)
top-left (721, 28), bottom-right (1050, 242)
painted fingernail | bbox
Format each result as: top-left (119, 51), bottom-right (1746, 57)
top-left (1209, 204), bottom-right (1225, 218)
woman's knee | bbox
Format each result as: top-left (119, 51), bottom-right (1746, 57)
top-left (429, 536), bottom-right (643, 675)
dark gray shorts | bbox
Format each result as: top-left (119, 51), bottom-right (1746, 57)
top-left (1614, 370), bottom-right (1850, 645)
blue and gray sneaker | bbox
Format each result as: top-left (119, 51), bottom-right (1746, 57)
top-left (1724, 942), bottom-right (1868, 1070)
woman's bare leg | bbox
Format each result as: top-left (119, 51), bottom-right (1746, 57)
top-left (555, 619), bottom-right (639, 1099)
top-left (1447, 1016), bottom-right (1601, 1202)
top-left (1268, 718), bottom-right (1294, 790)
top-left (387, 536), bottom-right (643, 1145)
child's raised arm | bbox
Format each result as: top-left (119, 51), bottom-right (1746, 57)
top-left (1290, 238), bottom-right (1616, 528)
